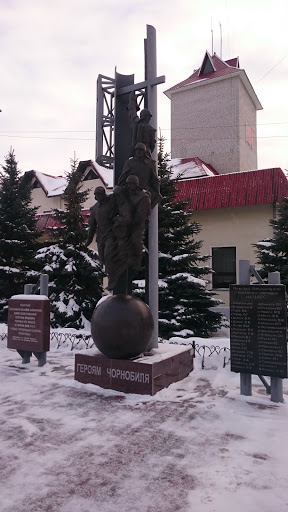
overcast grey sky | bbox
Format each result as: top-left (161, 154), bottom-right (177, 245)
top-left (1, 0), bottom-right (288, 175)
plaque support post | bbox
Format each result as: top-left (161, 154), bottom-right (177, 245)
top-left (40, 274), bottom-right (49, 296)
top-left (240, 373), bottom-right (252, 396)
top-left (24, 284), bottom-right (33, 294)
top-left (268, 271), bottom-right (283, 403)
top-left (34, 273), bottom-right (49, 367)
top-left (270, 377), bottom-right (283, 403)
top-left (239, 260), bottom-right (252, 396)
top-left (17, 349), bottom-right (32, 364)
top-left (239, 260), bottom-right (250, 286)
top-left (33, 351), bottom-right (46, 367)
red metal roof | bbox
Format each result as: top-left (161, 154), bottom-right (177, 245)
top-left (174, 168), bottom-right (288, 210)
top-left (225, 57), bottom-right (239, 68)
top-left (166, 52), bottom-right (241, 94)
top-left (36, 169), bottom-right (288, 229)
top-left (36, 210), bottom-right (90, 233)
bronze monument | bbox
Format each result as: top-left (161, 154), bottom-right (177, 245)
top-left (86, 187), bottom-right (124, 291)
top-left (117, 142), bottom-right (161, 209)
top-left (128, 91), bottom-right (156, 157)
top-left (86, 177), bottom-right (151, 290)
top-left (114, 175), bottom-right (151, 269)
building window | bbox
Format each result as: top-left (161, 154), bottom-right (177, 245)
top-left (32, 179), bottom-right (41, 189)
top-left (83, 169), bottom-right (99, 181)
top-left (212, 247), bottom-right (236, 289)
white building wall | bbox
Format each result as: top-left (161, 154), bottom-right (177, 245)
top-left (31, 177), bottom-right (105, 214)
top-left (31, 175), bottom-right (107, 250)
top-left (192, 203), bottom-right (274, 305)
top-left (31, 188), bottom-right (64, 214)
top-left (79, 176), bottom-right (107, 210)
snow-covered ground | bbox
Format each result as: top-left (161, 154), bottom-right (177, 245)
top-left (0, 323), bottom-right (287, 512)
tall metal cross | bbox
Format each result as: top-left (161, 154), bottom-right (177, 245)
top-left (114, 25), bottom-right (165, 182)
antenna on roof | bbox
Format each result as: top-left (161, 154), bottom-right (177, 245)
top-left (211, 17), bottom-right (214, 54)
top-left (219, 22), bottom-right (223, 58)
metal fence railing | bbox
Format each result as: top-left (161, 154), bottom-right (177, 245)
top-left (2, 331), bottom-right (231, 368)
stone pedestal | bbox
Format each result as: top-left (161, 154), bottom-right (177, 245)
top-left (75, 343), bottom-right (194, 395)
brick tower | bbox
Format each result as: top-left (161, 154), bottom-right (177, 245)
top-left (164, 52), bottom-right (262, 174)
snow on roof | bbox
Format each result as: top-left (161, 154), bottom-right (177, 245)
top-left (11, 294), bottom-right (49, 300)
top-left (34, 171), bottom-right (67, 197)
top-left (175, 167), bottom-right (288, 210)
top-left (169, 157), bottom-right (218, 180)
top-left (75, 160), bottom-right (114, 189)
top-left (30, 159), bottom-right (114, 199)
top-left (90, 161), bottom-right (113, 189)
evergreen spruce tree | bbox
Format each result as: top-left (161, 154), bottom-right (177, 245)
top-left (0, 149), bottom-right (40, 320)
top-left (36, 156), bottom-right (104, 328)
top-left (254, 197), bottom-right (288, 285)
top-left (134, 137), bottom-right (223, 338)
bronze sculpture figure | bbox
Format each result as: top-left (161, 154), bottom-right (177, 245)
top-left (86, 187), bottom-right (124, 290)
top-left (86, 179), bottom-right (151, 290)
top-left (114, 175), bottom-right (151, 269)
top-left (128, 91), bottom-right (156, 157)
top-left (117, 142), bottom-right (161, 208)
top-left (87, 84), bottom-right (160, 293)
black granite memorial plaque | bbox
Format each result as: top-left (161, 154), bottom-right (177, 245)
top-left (230, 285), bottom-right (287, 378)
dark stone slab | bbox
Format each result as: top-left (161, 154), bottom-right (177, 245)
top-left (230, 284), bottom-right (287, 378)
top-left (75, 344), bottom-right (194, 395)
top-left (7, 296), bottom-right (50, 352)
